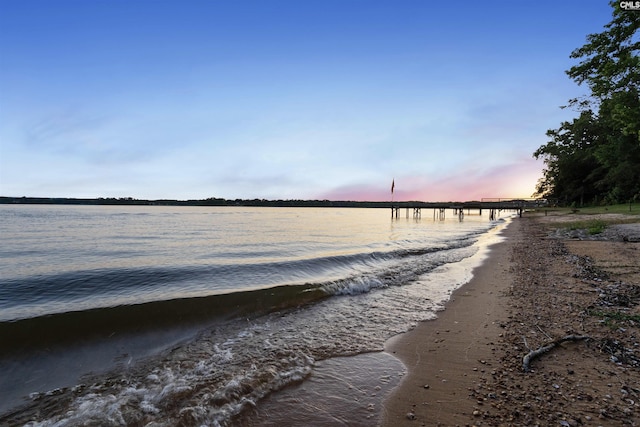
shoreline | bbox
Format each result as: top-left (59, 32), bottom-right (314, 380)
top-left (381, 216), bottom-right (518, 426)
top-left (381, 214), bottom-right (640, 426)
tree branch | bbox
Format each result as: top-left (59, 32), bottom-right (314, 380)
top-left (522, 335), bottom-right (591, 372)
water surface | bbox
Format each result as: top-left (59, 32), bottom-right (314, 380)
top-left (0, 205), bottom-right (509, 425)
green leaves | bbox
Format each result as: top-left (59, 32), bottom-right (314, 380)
top-left (567, 2), bottom-right (640, 99)
top-left (534, 1), bottom-right (640, 206)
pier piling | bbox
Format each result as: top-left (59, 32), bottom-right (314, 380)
top-left (390, 199), bottom-right (542, 221)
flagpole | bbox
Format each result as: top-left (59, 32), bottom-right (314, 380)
top-left (391, 178), bottom-right (396, 219)
top-left (391, 178), bottom-right (395, 203)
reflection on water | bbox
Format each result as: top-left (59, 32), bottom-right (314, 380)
top-left (239, 352), bottom-right (406, 427)
top-left (0, 205), bottom-right (510, 425)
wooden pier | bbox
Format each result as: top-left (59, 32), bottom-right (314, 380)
top-left (390, 199), bottom-right (545, 219)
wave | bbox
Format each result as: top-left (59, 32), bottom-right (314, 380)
top-left (1, 249), bottom-right (393, 309)
top-left (321, 240), bottom-right (476, 296)
top-left (0, 284), bottom-right (328, 357)
top-left (0, 235), bottom-right (500, 425)
top-left (0, 235), bottom-right (481, 356)
top-left (1, 236), bottom-right (476, 314)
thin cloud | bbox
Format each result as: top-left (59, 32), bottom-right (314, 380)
top-left (318, 157), bottom-right (543, 202)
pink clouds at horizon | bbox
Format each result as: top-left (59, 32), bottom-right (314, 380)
top-left (318, 157), bottom-right (544, 202)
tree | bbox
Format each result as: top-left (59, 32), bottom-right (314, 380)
top-left (534, 110), bottom-right (605, 205)
top-left (534, 2), bottom-right (640, 205)
top-left (567, 6), bottom-right (640, 100)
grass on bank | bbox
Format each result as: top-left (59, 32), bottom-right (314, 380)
top-left (531, 203), bottom-right (640, 235)
top-left (538, 202), bottom-right (640, 216)
top-left (570, 203), bottom-right (640, 216)
top-left (568, 219), bottom-right (609, 235)
top-left (587, 309), bottom-right (640, 329)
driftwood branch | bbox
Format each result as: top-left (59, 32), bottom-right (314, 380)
top-left (522, 335), bottom-right (590, 372)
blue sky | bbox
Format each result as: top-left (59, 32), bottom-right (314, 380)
top-left (0, 0), bottom-right (613, 201)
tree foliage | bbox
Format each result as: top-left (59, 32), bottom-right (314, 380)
top-left (534, 2), bottom-right (640, 205)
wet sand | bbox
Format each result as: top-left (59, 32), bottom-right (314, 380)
top-left (381, 217), bottom-right (517, 426)
top-left (382, 214), bottom-right (640, 426)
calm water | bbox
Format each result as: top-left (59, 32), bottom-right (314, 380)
top-left (0, 205), bottom-right (509, 426)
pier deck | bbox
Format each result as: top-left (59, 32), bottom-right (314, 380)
top-left (390, 199), bottom-right (545, 219)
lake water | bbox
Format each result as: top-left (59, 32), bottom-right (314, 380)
top-left (0, 205), bottom-right (509, 426)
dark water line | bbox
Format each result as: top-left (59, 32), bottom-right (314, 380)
top-left (0, 239), bottom-right (480, 355)
top-left (0, 239), bottom-right (475, 322)
top-left (0, 284), bottom-right (328, 357)
top-left (0, 249), bottom-right (390, 305)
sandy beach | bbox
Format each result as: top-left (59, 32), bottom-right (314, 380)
top-left (382, 213), bottom-right (640, 426)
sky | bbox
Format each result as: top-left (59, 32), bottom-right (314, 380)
top-left (0, 0), bottom-right (615, 202)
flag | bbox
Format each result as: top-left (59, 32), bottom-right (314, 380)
top-left (391, 179), bottom-right (395, 194)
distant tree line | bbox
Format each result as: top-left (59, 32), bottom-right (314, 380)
top-left (0, 197), bottom-right (538, 209)
top-left (0, 196), bottom-right (416, 208)
top-left (534, 1), bottom-right (640, 207)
